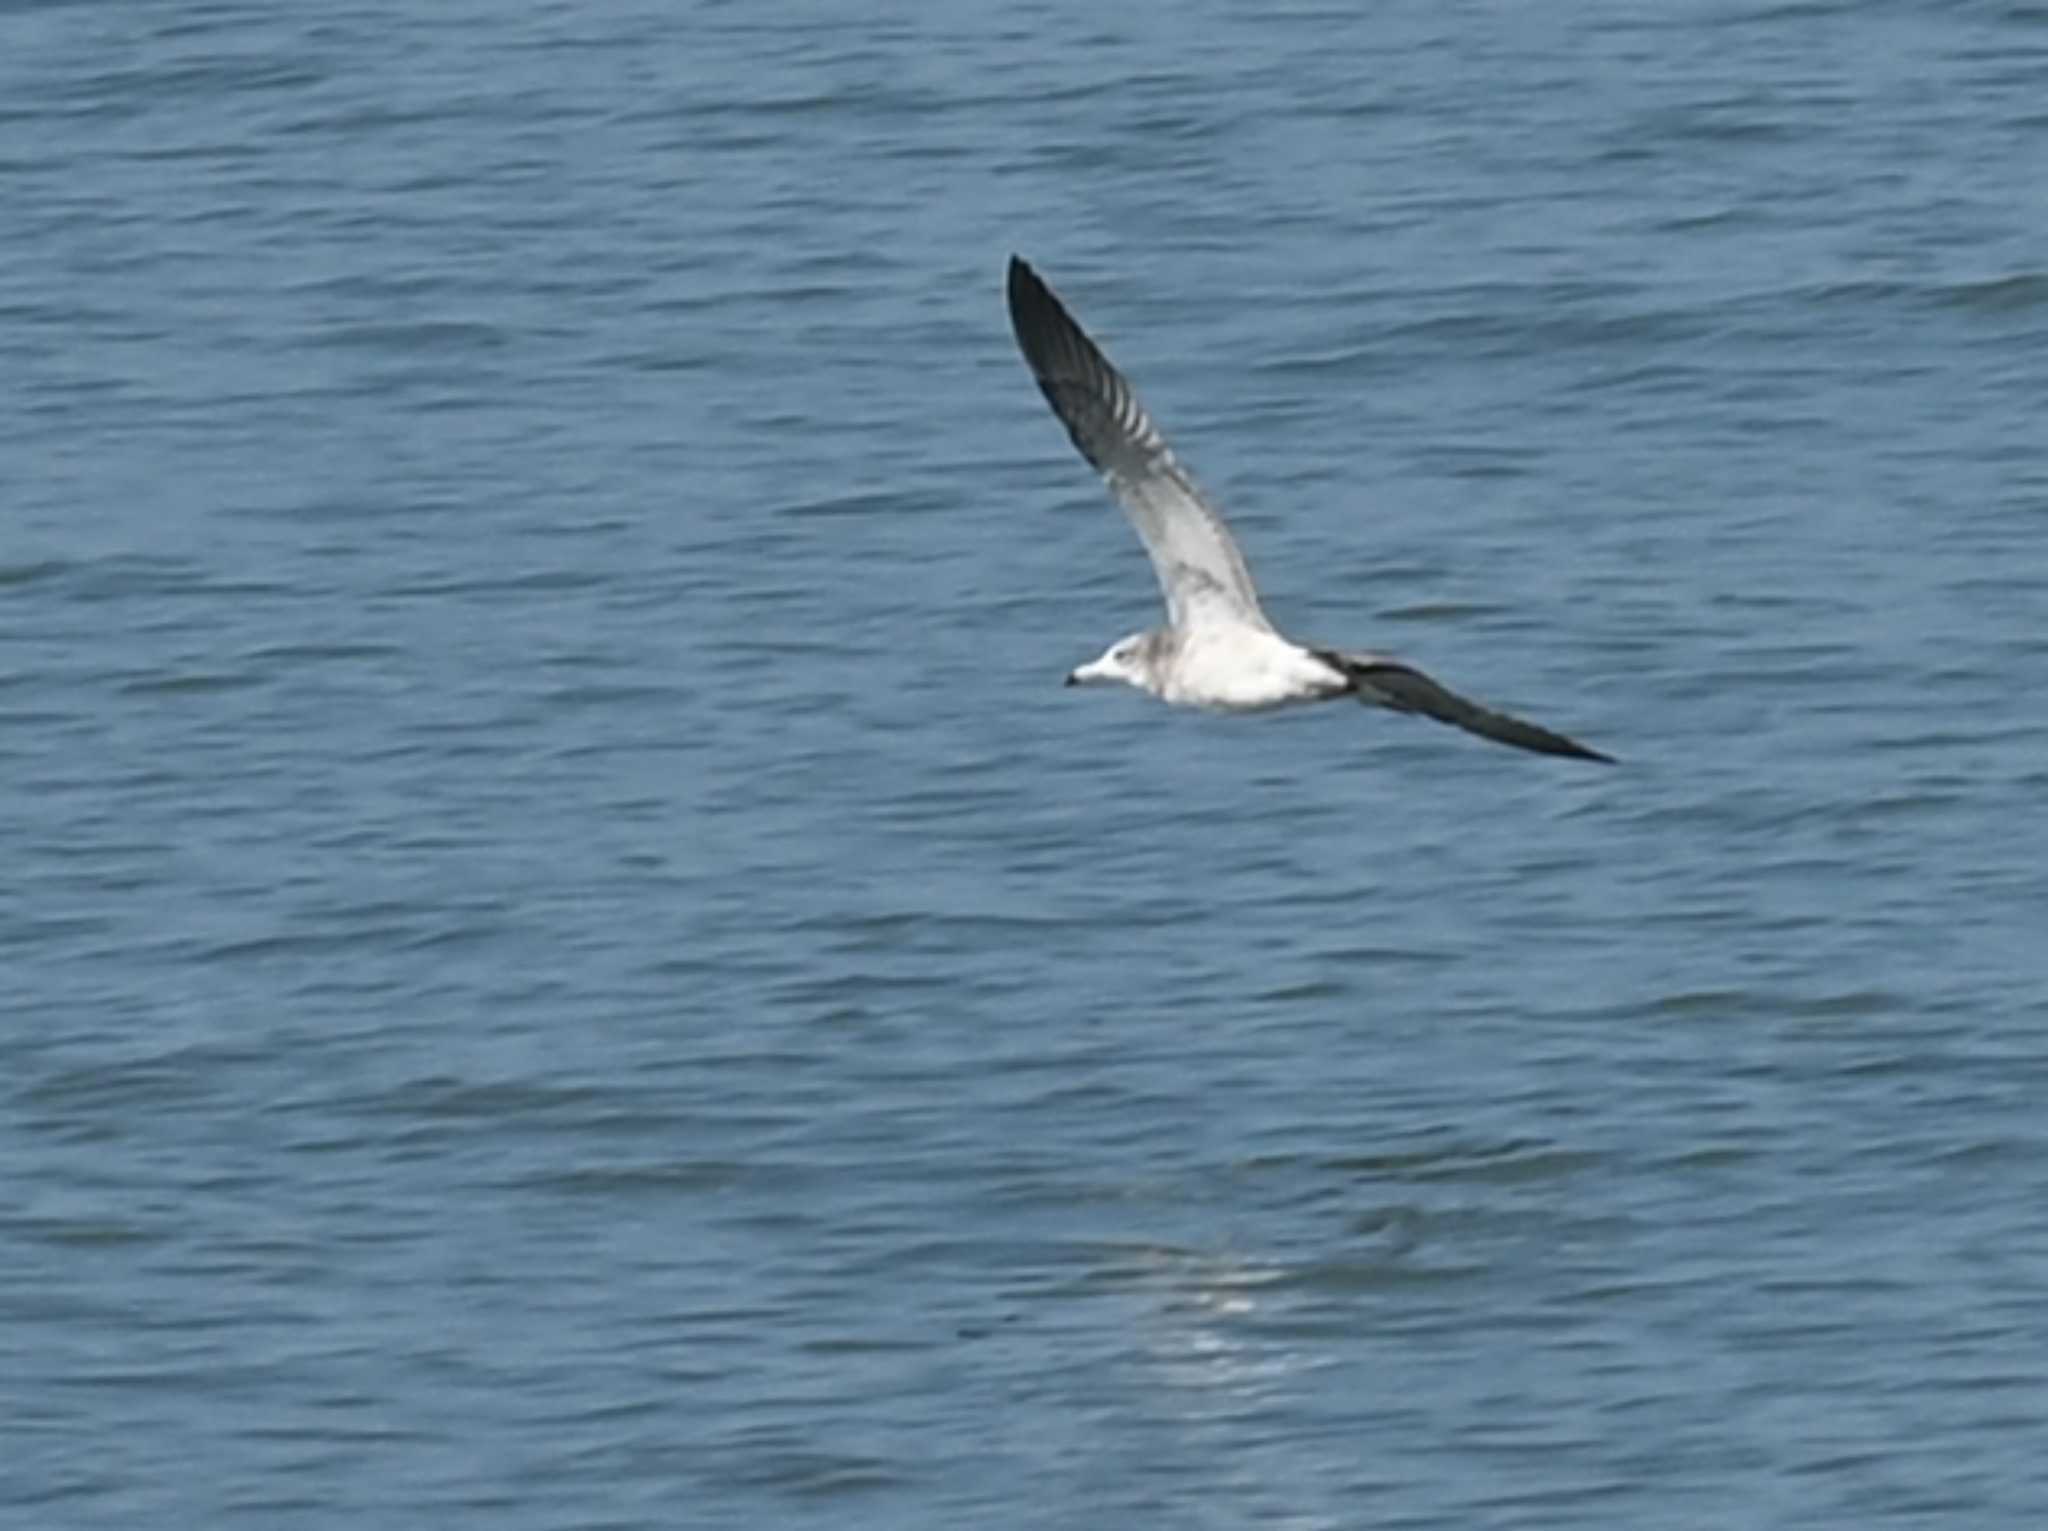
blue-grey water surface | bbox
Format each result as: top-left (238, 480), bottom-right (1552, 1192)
top-left (7, 2), bottom-right (2048, 1526)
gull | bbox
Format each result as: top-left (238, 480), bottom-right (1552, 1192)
top-left (1007, 256), bottom-right (1613, 763)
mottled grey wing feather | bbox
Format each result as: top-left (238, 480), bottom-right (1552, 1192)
top-left (1327, 651), bottom-right (1615, 763)
top-left (1007, 257), bottom-right (1273, 634)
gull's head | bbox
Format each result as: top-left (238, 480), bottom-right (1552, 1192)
top-left (1065, 631), bottom-right (1160, 693)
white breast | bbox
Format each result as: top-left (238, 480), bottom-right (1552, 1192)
top-left (1163, 628), bottom-right (1347, 712)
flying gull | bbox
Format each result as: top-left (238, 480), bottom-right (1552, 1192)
top-left (1007, 256), bottom-right (1612, 763)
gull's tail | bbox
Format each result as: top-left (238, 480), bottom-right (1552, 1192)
top-left (1314, 650), bottom-right (1615, 763)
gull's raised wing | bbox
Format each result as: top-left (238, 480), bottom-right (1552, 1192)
top-left (1007, 256), bottom-right (1273, 634)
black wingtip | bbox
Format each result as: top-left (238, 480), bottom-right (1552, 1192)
top-left (1005, 255), bottom-right (1080, 385)
top-left (1502, 733), bottom-right (1616, 764)
top-left (1508, 727), bottom-right (1615, 764)
top-left (1005, 255), bottom-right (1054, 332)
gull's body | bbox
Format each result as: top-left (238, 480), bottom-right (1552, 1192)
top-left (1007, 256), bottom-right (1612, 763)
